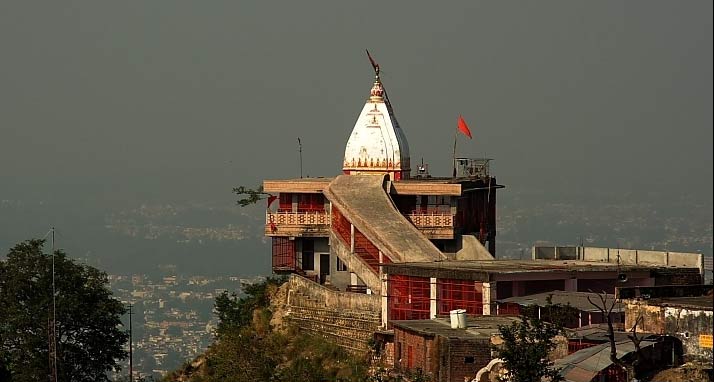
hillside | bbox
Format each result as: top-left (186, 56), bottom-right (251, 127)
top-left (165, 278), bottom-right (380, 382)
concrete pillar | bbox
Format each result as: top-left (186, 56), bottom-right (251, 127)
top-left (430, 277), bottom-right (437, 319)
top-left (482, 282), bottom-right (497, 315)
top-left (350, 224), bottom-right (355, 253)
top-left (564, 278), bottom-right (578, 292)
top-left (381, 273), bottom-right (389, 328)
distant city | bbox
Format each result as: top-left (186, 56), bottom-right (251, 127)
top-left (108, 272), bottom-right (265, 379)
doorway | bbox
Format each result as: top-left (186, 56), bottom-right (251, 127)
top-left (319, 254), bottom-right (330, 284)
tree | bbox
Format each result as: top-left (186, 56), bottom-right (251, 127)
top-left (494, 299), bottom-right (574, 382)
top-left (232, 185), bottom-right (269, 207)
top-left (214, 276), bottom-right (285, 336)
top-left (586, 291), bottom-right (644, 380)
top-left (0, 239), bottom-right (128, 382)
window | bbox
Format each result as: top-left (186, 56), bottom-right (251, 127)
top-left (301, 240), bottom-right (314, 271)
top-left (388, 275), bottom-right (431, 320)
top-left (336, 257), bottom-right (348, 271)
top-left (271, 237), bottom-right (296, 270)
top-left (278, 193), bottom-right (293, 212)
top-left (464, 356), bottom-right (475, 364)
top-left (437, 279), bottom-right (483, 315)
top-left (297, 193), bottom-right (325, 212)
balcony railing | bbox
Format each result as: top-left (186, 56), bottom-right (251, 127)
top-left (406, 212), bottom-right (454, 228)
top-left (266, 210), bottom-right (330, 236)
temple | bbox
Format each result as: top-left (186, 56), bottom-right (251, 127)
top-left (258, 56), bottom-right (708, 381)
top-left (264, 60), bottom-right (501, 292)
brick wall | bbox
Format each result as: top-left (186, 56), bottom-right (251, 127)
top-left (654, 269), bottom-right (702, 285)
top-left (285, 274), bottom-right (382, 354)
top-left (394, 327), bottom-right (435, 375)
top-left (288, 305), bottom-right (380, 353)
top-left (438, 337), bottom-right (492, 382)
top-left (393, 327), bottom-right (494, 382)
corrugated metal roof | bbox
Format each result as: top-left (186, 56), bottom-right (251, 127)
top-left (555, 339), bottom-right (657, 382)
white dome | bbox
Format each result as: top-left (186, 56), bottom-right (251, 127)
top-left (342, 79), bottom-right (411, 180)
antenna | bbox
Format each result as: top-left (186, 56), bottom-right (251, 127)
top-left (48, 227), bottom-right (58, 382)
top-left (616, 248), bottom-right (628, 283)
top-left (297, 137), bottom-right (303, 178)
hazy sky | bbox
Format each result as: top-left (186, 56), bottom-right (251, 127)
top-left (1, 1), bottom-right (712, 206)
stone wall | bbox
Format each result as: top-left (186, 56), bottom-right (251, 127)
top-left (664, 307), bottom-right (713, 363)
top-left (625, 301), bottom-right (666, 334)
top-left (285, 274), bottom-right (381, 353)
top-left (625, 299), bottom-right (713, 364)
top-left (287, 273), bottom-right (380, 311)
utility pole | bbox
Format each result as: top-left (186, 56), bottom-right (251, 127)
top-left (127, 303), bottom-right (133, 382)
top-left (48, 227), bottom-right (58, 382)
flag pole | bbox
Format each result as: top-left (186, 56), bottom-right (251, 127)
top-left (452, 126), bottom-right (458, 178)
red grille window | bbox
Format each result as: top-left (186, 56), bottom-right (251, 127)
top-left (272, 237), bottom-right (296, 271)
top-left (278, 193), bottom-right (292, 212)
top-left (297, 193), bottom-right (325, 212)
top-left (437, 279), bottom-right (483, 315)
top-left (388, 275), bottom-right (430, 321)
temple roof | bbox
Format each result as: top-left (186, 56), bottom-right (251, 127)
top-left (343, 71), bottom-right (410, 179)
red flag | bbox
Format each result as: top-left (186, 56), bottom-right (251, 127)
top-left (267, 195), bottom-right (278, 208)
top-left (457, 115), bottom-right (472, 139)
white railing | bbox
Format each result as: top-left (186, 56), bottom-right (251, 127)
top-left (406, 212), bottom-right (454, 228)
top-left (266, 210), bottom-right (330, 226)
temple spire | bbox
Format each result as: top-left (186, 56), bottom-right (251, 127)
top-left (342, 52), bottom-right (411, 180)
